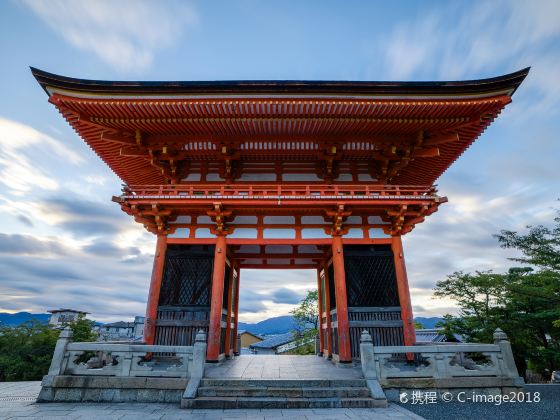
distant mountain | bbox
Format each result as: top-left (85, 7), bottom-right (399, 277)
top-left (0, 312), bottom-right (443, 332)
top-left (414, 317), bottom-right (444, 329)
top-left (238, 315), bottom-right (297, 335)
top-left (239, 315), bottom-right (444, 335)
top-left (0, 312), bottom-right (50, 326)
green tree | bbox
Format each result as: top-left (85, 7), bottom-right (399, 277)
top-left (433, 210), bottom-right (560, 379)
top-left (290, 289), bottom-right (319, 355)
top-left (0, 321), bottom-right (59, 381)
top-left (68, 315), bottom-right (98, 342)
top-left (0, 315), bottom-right (98, 382)
top-left (413, 320), bottom-right (424, 329)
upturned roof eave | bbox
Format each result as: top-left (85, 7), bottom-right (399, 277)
top-left (31, 67), bottom-right (529, 98)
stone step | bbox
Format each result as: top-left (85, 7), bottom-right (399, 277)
top-left (184, 396), bottom-right (384, 409)
top-left (197, 386), bottom-right (371, 398)
top-left (199, 379), bottom-right (367, 388)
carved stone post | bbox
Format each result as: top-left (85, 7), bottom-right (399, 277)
top-left (493, 328), bottom-right (522, 380)
top-left (192, 330), bottom-right (207, 379)
top-left (182, 330), bottom-right (207, 404)
top-left (48, 326), bottom-right (73, 376)
top-left (359, 330), bottom-right (387, 406)
top-left (360, 330), bottom-right (377, 379)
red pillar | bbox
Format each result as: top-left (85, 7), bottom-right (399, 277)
top-left (232, 264), bottom-right (241, 355)
top-left (207, 234), bottom-right (227, 361)
top-left (391, 235), bottom-right (416, 346)
top-left (223, 261), bottom-right (235, 358)
top-left (323, 262), bottom-right (333, 358)
top-left (143, 234), bottom-right (167, 345)
top-left (331, 235), bottom-right (352, 363)
top-left (316, 268), bottom-right (324, 355)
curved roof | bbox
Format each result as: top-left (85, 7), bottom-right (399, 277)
top-left (31, 68), bottom-right (528, 186)
top-left (32, 67), bottom-right (528, 98)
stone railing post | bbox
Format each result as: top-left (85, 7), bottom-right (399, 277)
top-left (235, 333), bottom-right (241, 356)
top-left (493, 328), bottom-right (521, 380)
top-left (192, 330), bottom-right (207, 379)
top-left (360, 330), bottom-right (377, 379)
top-left (48, 326), bottom-right (73, 376)
top-left (182, 330), bottom-right (207, 404)
top-left (359, 330), bottom-right (387, 406)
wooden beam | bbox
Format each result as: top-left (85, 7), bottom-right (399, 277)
top-left (207, 234), bottom-right (227, 362)
top-left (331, 235), bottom-right (352, 363)
top-left (143, 235), bottom-right (167, 345)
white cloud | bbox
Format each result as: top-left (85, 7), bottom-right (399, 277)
top-left (22, 0), bottom-right (198, 72)
top-left (0, 117), bottom-right (83, 194)
top-left (373, 0), bottom-right (560, 115)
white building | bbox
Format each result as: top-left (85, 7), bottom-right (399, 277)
top-left (96, 316), bottom-right (145, 342)
top-left (48, 309), bottom-right (89, 326)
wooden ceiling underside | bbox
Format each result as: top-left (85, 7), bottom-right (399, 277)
top-left (50, 94), bottom-right (511, 185)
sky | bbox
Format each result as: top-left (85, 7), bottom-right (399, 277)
top-left (0, 0), bottom-right (558, 323)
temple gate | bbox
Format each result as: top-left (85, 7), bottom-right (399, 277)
top-left (33, 67), bottom-right (528, 363)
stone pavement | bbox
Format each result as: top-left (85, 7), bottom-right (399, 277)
top-left (204, 355), bottom-right (364, 380)
top-left (0, 381), bottom-right (425, 419)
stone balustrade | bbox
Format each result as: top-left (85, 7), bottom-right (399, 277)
top-left (38, 327), bottom-right (208, 402)
top-left (359, 328), bottom-right (521, 381)
top-left (359, 328), bottom-right (524, 400)
top-left (47, 326), bottom-right (207, 379)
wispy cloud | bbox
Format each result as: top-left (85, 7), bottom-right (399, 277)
top-left (0, 118), bottom-right (82, 195)
top-left (21, 0), bottom-right (198, 72)
top-left (372, 0), bottom-right (560, 115)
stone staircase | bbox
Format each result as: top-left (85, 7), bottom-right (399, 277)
top-left (181, 378), bottom-right (387, 409)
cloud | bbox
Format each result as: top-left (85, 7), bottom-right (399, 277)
top-left (83, 241), bottom-right (140, 258)
top-left (269, 288), bottom-right (305, 304)
top-left (0, 118), bottom-right (82, 195)
top-left (371, 0), bottom-right (560, 115)
top-left (38, 195), bottom-right (131, 237)
top-left (22, 0), bottom-right (198, 72)
top-left (0, 233), bottom-right (68, 256)
top-left (16, 215), bottom-right (33, 227)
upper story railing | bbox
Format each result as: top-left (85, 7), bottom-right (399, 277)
top-left (121, 184), bottom-right (441, 201)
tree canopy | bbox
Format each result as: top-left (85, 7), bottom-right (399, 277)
top-left (0, 317), bottom-right (97, 381)
top-left (289, 289), bottom-right (319, 355)
top-left (434, 210), bottom-right (560, 379)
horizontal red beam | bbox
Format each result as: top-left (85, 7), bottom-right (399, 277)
top-left (166, 237), bottom-right (392, 245)
top-left (125, 183), bottom-right (437, 196)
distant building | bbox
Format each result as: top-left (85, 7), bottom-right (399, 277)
top-left (48, 309), bottom-right (89, 326)
top-left (238, 330), bottom-right (262, 348)
top-left (415, 328), bottom-right (462, 343)
top-left (249, 332), bottom-right (313, 355)
top-left (95, 316), bottom-right (145, 342)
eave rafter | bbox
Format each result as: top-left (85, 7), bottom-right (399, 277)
top-left (116, 200), bottom-right (177, 234)
top-left (324, 204), bottom-right (352, 236)
top-left (97, 127), bottom-right (461, 184)
top-left (381, 199), bottom-right (445, 236)
top-left (207, 202), bottom-right (233, 235)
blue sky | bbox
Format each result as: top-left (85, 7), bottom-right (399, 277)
top-left (0, 0), bottom-right (558, 322)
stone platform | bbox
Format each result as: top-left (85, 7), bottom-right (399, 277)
top-left (0, 380), bottom-right (424, 419)
top-left (183, 356), bottom-right (387, 409)
top-left (204, 355), bottom-right (364, 380)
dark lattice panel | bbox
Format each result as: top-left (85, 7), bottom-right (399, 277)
top-left (219, 327), bottom-right (227, 354)
top-left (344, 245), bottom-right (399, 307)
top-left (331, 327), bottom-right (339, 355)
top-left (327, 264), bottom-right (336, 309)
top-left (320, 274), bottom-right (326, 311)
top-left (222, 263), bottom-right (231, 309)
top-left (350, 326), bottom-right (404, 357)
top-left (158, 245), bottom-right (214, 306)
top-left (155, 308), bottom-right (210, 346)
top-left (231, 275), bottom-right (237, 313)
